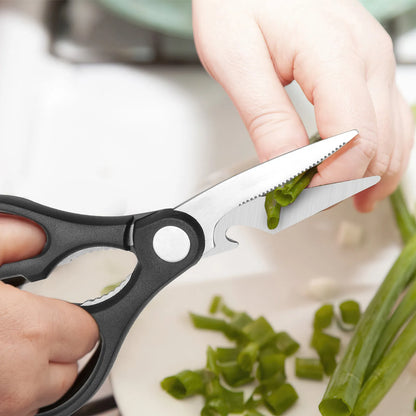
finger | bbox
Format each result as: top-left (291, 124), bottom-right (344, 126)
top-left (44, 298), bottom-right (99, 363)
top-left (0, 214), bottom-right (46, 266)
top-left (354, 89), bottom-right (415, 211)
top-left (193, 5), bottom-right (309, 161)
top-left (34, 362), bottom-right (78, 409)
top-left (300, 54), bottom-right (379, 187)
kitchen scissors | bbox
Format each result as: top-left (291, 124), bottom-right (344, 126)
top-left (0, 130), bottom-right (379, 415)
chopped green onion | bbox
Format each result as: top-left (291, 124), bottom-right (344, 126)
top-left (220, 302), bottom-right (237, 319)
top-left (209, 295), bottom-right (222, 314)
top-left (314, 304), bottom-right (334, 330)
top-left (229, 312), bottom-right (254, 331)
top-left (206, 346), bottom-right (219, 375)
top-left (101, 281), bottom-right (122, 295)
top-left (245, 410), bottom-right (266, 416)
top-left (242, 317), bottom-right (276, 347)
top-left (189, 313), bottom-right (241, 340)
top-left (265, 192), bottom-right (281, 230)
top-left (339, 300), bottom-right (361, 325)
top-left (320, 234), bottom-right (416, 416)
top-left (161, 370), bottom-right (205, 399)
top-left (256, 353), bottom-right (286, 381)
top-left (275, 331), bottom-right (300, 356)
top-left (216, 347), bottom-right (241, 363)
top-left (311, 331), bottom-right (340, 375)
top-left (311, 331), bottom-right (340, 356)
top-left (414, 397), bottom-right (416, 412)
top-left (238, 342), bottom-right (259, 372)
top-left (217, 361), bottom-right (254, 387)
top-left (295, 357), bottom-right (324, 381)
top-left (264, 383), bottom-right (299, 415)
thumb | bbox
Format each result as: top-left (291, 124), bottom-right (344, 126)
top-left (0, 214), bottom-right (46, 266)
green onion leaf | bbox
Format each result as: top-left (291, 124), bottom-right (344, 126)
top-left (243, 317), bottom-right (277, 347)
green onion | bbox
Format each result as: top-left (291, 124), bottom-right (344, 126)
top-left (366, 276), bottom-right (416, 378)
top-left (189, 313), bottom-right (242, 341)
top-left (256, 353), bottom-right (286, 381)
top-left (265, 192), bottom-right (282, 230)
top-left (295, 357), bottom-right (324, 381)
top-left (238, 342), bottom-right (259, 372)
top-left (216, 347), bottom-right (241, 363)
top-left (264, 134), bottom-right (321, 230)
top-left (244, 410), bottom-right (266, 416)
top-left (217, 361), bottom-right (254, 387)
top-left (101, 281), bottom-right (122, 295)
top-left (242, 317), bottom-right (276, 347)
top-left (414, 397), bottom-right (416, 412)
top-left (314, 304), bottom-right (334, 330)
top-left (209, 295), bottom-right (222, 314)
top-left (275, 331), bottom-right (300, 356)
top-left (229, 312), bottom-right (254, 331)
top-left (264, 383), bottom-right (299, 415)
top-left (339, 300), bottom-right (361, 325)
top-left (319, 234), bottom-right (416, 416)
top-left (161, 370), bottom-right (205, 399)
top-left (206, 346), bottom-right (220, 375)
top-left (390, 186), bottom-right (416, 244)
top-left (352, 311), bottom-right (416, 416)
top-left (311, 331), bottom-right (340, 376)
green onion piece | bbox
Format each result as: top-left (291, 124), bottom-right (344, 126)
top-left (220, 302), bottom-right (237, 319)
top-left (320, 234), bottom-right (416, 416)
top-left (217, 361), bottom-right (254, 387)
top-left (311, 331), bottom-right (340, 376)
top-left (257, 353), bottom-right (286, 381)
top-left (206, 346), bottom-right (220, 375)
top-left (295, 357), bottom-right (324, 381)
top-left (277, 167), bottom-right (317, 207)
top-left (353, 311), bottom-right (416, 416)
top-left (101, 281), bottom-right (122, 295)
top-left (245, 410), bottom-right (266, 416)
top-left (311, 331), bottom-right (341, 355)
top-left (264, 383), bottom-right (299, 415)
top-left (339, 300), bottom-right (361, 325)
top-left (366, 276), bottom-right (416, 378)
top-left (201, 405), bottom-right (217, 416)
top-left (245, 389), bottom-right (263, 410)
top-left (238, 342), bottom-right (259, 372)
top-left (216, 347), bottom-right (240, 363)
top-left (314, 304), bottom-right (334, 330)
top-left (209, 295), bottom-right (222, 314)
top-left (265, 192), bottom-right (281, 230)
top-left (390, 185), bottom-right (416, 244)
top-left (229, 312), bottom-right (254, 331)
top-left (161, 370), bottom-right (205, 399)
top-left (275, 331), bottom-right (300, 356)
top-left (243, 317), bottom-right (277, 347)
top-left (189, 313), bottom-right (241, 340)
top-left (414, 397), bottom-right (416, 412)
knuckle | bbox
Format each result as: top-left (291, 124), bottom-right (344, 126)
top-left (367, 152), bottom-right (391, 177)
top-left (356, 129), bottom-right (378, 164)
top-left (248, 109), bottom-right (293, 141)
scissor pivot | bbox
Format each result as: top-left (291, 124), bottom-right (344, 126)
top-left (153, 225), bottom-right (191, 262)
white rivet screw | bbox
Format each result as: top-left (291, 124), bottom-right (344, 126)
top-left (152, 226), bottom-right (191, 262)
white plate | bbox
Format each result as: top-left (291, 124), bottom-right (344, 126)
top-left (110, 197), bottom-right (416, 416)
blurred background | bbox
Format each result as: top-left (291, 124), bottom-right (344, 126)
top-left (0, 1), bottom-right (415, 415)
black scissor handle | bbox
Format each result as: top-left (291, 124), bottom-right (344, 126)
top-left (0, 195), bottom-right (136, 282)
top-left (0, 196), bottom-right (205, 416)
top-left (38, 209), bottom-right (205, 416)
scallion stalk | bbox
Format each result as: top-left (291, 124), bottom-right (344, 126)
top-left (390, 186), bottom-right (416, 243)
top-left (319, 234), bottom-right (416, 416)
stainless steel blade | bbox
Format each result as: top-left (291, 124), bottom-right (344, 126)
top-left (206, 176), bottom-right (380, 256)
top-left (177, 130), bottom-right (358, 254)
